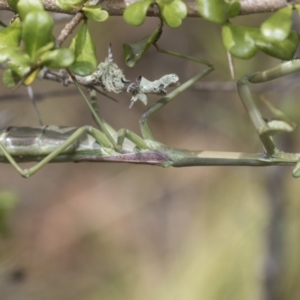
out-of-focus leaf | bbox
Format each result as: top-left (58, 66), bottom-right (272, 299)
top-left (0, 190), bottom-right (18, 237)
top-left (7, 0), bottom-right (19, 11)
top-left (17, 0), bottom-right (44, 20)
top-left (22, 11), bottom-right (54, 59)
top-left (255, 30), bottom-right (299, 60)
top-left (55, 0), bottom-right (87, 11)
top-left (34, 41), bottom-right (55, 59)
top-left (0, 18), bottom-right (21, 49)
top-left (223, 24), bottom-right (299, 60)
top-left (158, 0), bottom-right (187, 28)
top-left (0, 47), bottom-right (30, 65)
top-left (69, 22), bottom-right (97, 76)
top-left (40, 49), bottom-right (75, 68)
top-left (123, 26), bottom-right (161, 67)
top-left (24, 67), bottom-right (40, 85)
top-left (123, 0), bottom-right (153, 26)
top-left (197, 0), bottom-right (228, 24)
top-left (261, 7), bottom-right (293, 42)
top-left (227, 0), bottom-right (241, 18)
top-left (3, 69), bottom-right (21, 87)
top-left (7, 60), bottom-right (30, 77)
top-left (296, 4), bottom-right (300, 16)
top-left (222, 24), bottom-right (257, 59)
top-left (82, 5), bottom-right (109, 22)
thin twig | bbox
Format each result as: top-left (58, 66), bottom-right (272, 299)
top-left (227, 52), bottom-right (235, 80)
top-left (56, 12), bottom-right (84, 48)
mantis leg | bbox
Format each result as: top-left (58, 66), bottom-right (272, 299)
top-left (117, 128), bottom-right (148, 150)
top-left (0, 126), bottom-right (113, 178)
top-left (139, 48), bottom-right (214, 140)
top-left (237, 59), bottom-right (300, 156)
top-left (88, 89), bottom-right (149, 150)
top-left (72, 76), bottom-right (122, 152)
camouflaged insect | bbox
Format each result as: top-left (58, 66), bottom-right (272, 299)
top-left (127, 74), bottom-right (180, 109)
top-left (82, 45), bottom-right (130, 93)
top-left (76, 45), bottom-right (180, 108)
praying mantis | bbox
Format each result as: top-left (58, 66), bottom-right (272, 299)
top-left (1, 45), bottom-right (300, 178)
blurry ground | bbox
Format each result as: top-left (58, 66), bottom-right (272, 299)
top-left (0, 11), bottom-right (300, 300)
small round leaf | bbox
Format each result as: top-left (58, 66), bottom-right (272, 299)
top-left (123, 0), bottom-right (153, 26)
top-left (40, 49), bottom-right (75, 68)
top-left (17, 0), bottom-right (44, 20)
top-left (222, 24), bottom-right (257, 59)
top-left (255, 30), bottom-right (299, 60)
top-left (227, 0), bottom-right (241, 18)
top-left (197, 0), bottom-right (228, 24)
top-left (159, 0), bottom-right (187, 28)
top-left (55, 0), bottom-right (87, 12)
top-left (82, 5), bottom-right (109, 22)
top-left (261, 7), bottom-right (293, 42)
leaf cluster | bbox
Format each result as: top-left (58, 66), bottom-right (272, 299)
top-left (1, 0), bottom-right (299, 88)
top-left (0, 0), bottom-right (108, 87)
top-left (123, 0), bottom-right (300, 62)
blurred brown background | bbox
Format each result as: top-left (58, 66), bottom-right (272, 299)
top-left (0, 10), bottom-right (300, 300)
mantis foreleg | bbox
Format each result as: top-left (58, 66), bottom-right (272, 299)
top-left (89, 89), bottom-right (148, 150)
top-left (72, 77), bottom-right (122, 152)
top-left (237, 59), bottom-right (300, 156)
top-left (139, 48), bottom-right (214, 140)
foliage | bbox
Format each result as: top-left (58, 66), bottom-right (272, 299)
top-left (0, 190), bottom-right (18, 237)
top-left (0, 0), bottom-right (298, 88)
top-left (123, 0), bottom-right (299, 62)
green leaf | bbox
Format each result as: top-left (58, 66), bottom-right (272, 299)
top-left (160, 0), bottom-right (174, 4)
top-left (34, 41), bottom-right (55, 59)
top-left (261, 7), bottom-right (293, 42)
top-left (123, 26), bottom-right (161, 67)
top-left (222, 24), bottom-right (299, 60)
top-left (3, 69), bottom-right (21, 87)
top-left (55, 0), bottom-right (88, 12)
top-left (158, 0), bottom-right (187, 28)
top-left (7, 60), bottom-right (30, 77)
top-left (7, 0), bottom-right (19, 12)
top-left (227, 0), bottom-right (241, 18)
top-left (296, 4), bottom-right (300, 16)
top-left (0, 191), bottom-right (18, 212)
top-left (123, 0), bottom-right (153, 26)
top-left (22, 11), bottom-right (54, 59)
top-left (0, 47), bottom-right (30, 65)
top-left (69, 22), bottom-right (97, 76)
top-left (255, 30), bottom-right (299, 60)
top-left (82, 5), bottom-right (109, 22)
top-left (0, 18), bottom-right (22, 49)
top-left (222, 24), bottom-right (257, 59)
top-left (40, 49), bottom-right (75, 68)
top-left (0, 190), bottom-right (18, 237)
top-left (17, 0), bottom-right (44, 20)
top-left (197, 0), bottom-right (228, 24)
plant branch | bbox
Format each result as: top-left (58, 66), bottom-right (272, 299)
top-left (1, 148), bottom-right (299, 169)
top-left (0, 0), bottom-right (299, 16)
